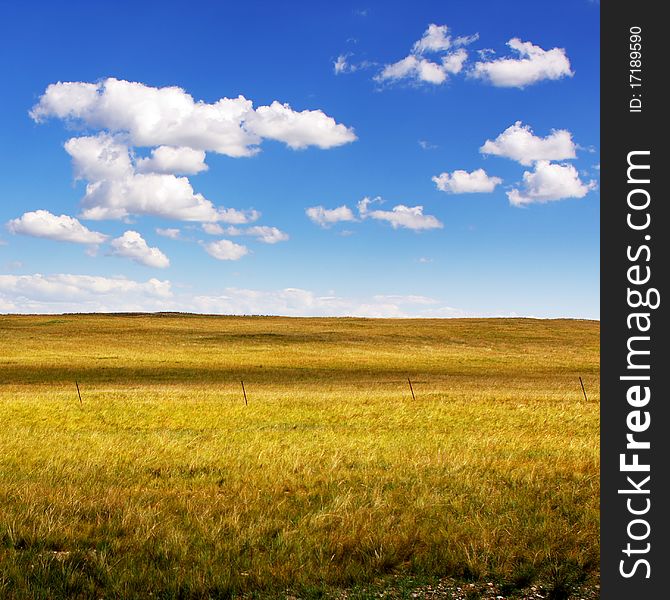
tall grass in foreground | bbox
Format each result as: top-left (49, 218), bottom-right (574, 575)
top-left (0, 315), bottom-right (599, 598)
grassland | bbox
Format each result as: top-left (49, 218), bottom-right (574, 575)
top-left (0, 314), bottom-right (599, 598)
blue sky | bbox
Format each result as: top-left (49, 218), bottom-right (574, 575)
top-left (0, 0), bottom-right (599, 318)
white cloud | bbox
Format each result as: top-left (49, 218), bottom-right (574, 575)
top-left (416, 58), bottom-right (447, 83)
top-left (245, 101), bottom-right (356, 150)
top-left (65, 134), bottom-right (133, 181)
top-left (155, 227), bottom-right (181, 239)
top-left (29, 81), bottom-right (99, 122)
top-left (355, 196), bottom-right (378, 216)
top-left (33, 78), bottom-right (354, 225)
top-left (204, 239), bottom-right (249, 261)
top-left (136, 146), bottom-right (208, 175)
top-left (358, 197), bottom-right (443, 230)
top-left (32, 80), bottom-right (353, 231)
top-left (333, 53), bottom-right (376, 75)
top-left (375, 24), bottom-right (476, 85)
top-left (453, 33), bottom-right (481, 48)
top-left (31, 78), bottom-right (356, 157)
top-left (203, 224), bottom-right (288, 244)
top-left (190, 288), bottom-right (466, 318)
top-left (308, 198), bottom-right (442, 231)
top-left (480, 121), bottom-right (577, 166)
top-left (412, 24), bottom-right (479, 54)
top-left (0, 273), bottom-right (172, 313)
top-left (7, 210), bottom-right (107, 244)
top-left (305, 205), bottom-right (357, 227)
top-left (0, 276), bottom-right (514, 318)
top-left (215, 207), bottom-right (259, 225)
top-left (202, 223), bottom-right (224, 235)
top-left (65, 134), bottom-right (259, 223)
top-left (432, 168), bottom-right (502, 193)
top-left (79, 172), bottom-right (255, 223)
top-left (471, 38), bottom-right (573, 88)
top-left (110, 231), bottom-right (170, 268)
top-left (378, 55), bottom-right (424, 82)
top-left (477, 48), bottom-right (496, 60)
top-left (376, 51), bottom-right (467, 85)
top-left (334, 54), bottom-right (353, 74)
top-left (244, 226), bottom-right (289, 244)
top-left (506, 161), bottom-right (597, 207)
top-left (365, 205), bottom-right (443, 230)
top-left (441, 49), bottom-right (469, 74)
top-left (418, 140), bottom-right (438, 150)
top-left (412, 23), bottom-right (454, 54)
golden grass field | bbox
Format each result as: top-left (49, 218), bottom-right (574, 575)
top-left (0, 314), bottom-right (599, 599)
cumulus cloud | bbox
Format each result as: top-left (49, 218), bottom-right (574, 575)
top-left (110, 231), bottom-right (170, 268)
top-left (471, 38), bottom-right (573, 88)
top-left (412, 23), bottom-right (456, 54)
top-left (0, 273), bottom-right (172, 313)
top-left (375, 24), bottom-right (476, 85)
top-left (358, 197), bottom-right (443, 230)
top-left (204, 239), bottom-right (249, 261)
top-left (79, 171), bottom-right (256, 223)
top-left (136, 146), bottom-right (208, 175)
top-left (432, 168), bottom-right (502, 193)
top-left (377, 49), bottom-right (468, 85)
top-left (506, 161), bottom-right (597, 206)
top-left (244, 101), bottom-right (356, 150)
top-left (32, 79), bottom-right (354, 228)
top-left (7, 210), bottom-right (107, 245)
top-left (64, 134), bottom-right (259, 223)
top-left (65, 134), bottom-right (133, 181)
top-left (480, 121), bottom-right (577, 166)
top-left (31, 78), bottom-right (356, 157)
top-left (441, 49), bottom-right (469, 74)
top-left (305, 205), bottom-right (357, 227)
top-left (31, 79), bottom-right (354, 235)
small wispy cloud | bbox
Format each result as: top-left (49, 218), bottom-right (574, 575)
top-left (155, 227), bottom-right (181, 240)
top-left (333, 53), bottom-right (377, 75)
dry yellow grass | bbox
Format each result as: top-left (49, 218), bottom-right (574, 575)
top-left (0, 314), bottom-right (599, 598)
